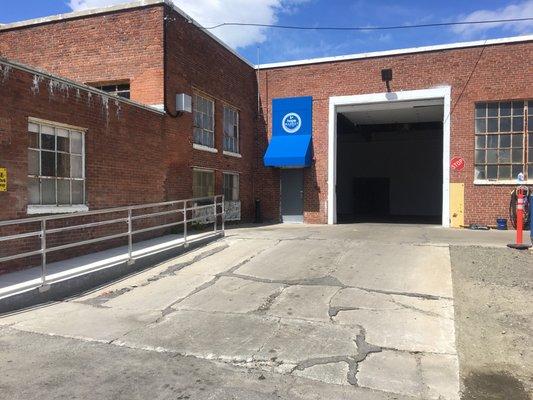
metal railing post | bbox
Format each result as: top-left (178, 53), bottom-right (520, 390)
top-left (222, 195), bottom-right (225, 234)
top-left (213, 196), bottom-right (217, 232)
top-left (127, 208), bottom-right (134, 265)
top-left (40, 219), bottom-right (47, 286)
top-left (183, 201), bottom-right (188, 248)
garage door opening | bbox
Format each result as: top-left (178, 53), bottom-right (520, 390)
top-left (334, 98), bottom-right (445, 224)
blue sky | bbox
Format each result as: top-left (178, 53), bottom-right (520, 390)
top-left (2, 0), bottom-right (532, 64)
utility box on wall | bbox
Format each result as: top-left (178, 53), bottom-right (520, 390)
top-left (176, 93), bottom-right (192, 113)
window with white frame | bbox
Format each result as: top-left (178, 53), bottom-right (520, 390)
top-left (223, 173), bottom-right (239, 201)
top-left (192, 169), bottom-right (215, 198)
top-left (193, 94), bottom-right (215, 148)
top-left (223, 106), bottom-right (239, 154)
top-left (475, 100), bottom-right (532, 181)
top-left (27, 120), bottom-right (85, 206)
top-left (93, 83), bottom-right (130, 99)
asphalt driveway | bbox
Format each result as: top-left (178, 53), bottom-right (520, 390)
top-left (0, 223), bottom-right (475, 399)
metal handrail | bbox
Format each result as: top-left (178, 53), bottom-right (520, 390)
top-left (0, 195), bottom-right (225, 289)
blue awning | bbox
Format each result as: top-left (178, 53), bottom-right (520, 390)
top-left (263, 134), bottom-right (312, 168)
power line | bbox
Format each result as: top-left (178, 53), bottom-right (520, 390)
top-left (444, 39), bottom-right (488, 125)
top-left (204, 17), bottom-right (533, 31)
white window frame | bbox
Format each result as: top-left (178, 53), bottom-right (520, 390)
top-left (93, 82), bottom-right (130, 99)
top-left (223, 172), bottom-right (239, 201)
top-left (223, 105), bottom-right (239, 155)
top-left (193, 93), bottom-right (215, 148)
top-left (192, 168), bottom-right (215, 199)
top-left (27, 118), bottom-right (88, 214)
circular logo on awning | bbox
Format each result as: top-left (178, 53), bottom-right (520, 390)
top-left (282, 112), bottom-right (302, 133)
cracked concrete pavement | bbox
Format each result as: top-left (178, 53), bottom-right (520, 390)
top-left (0, 223), bottom-right (466, 399)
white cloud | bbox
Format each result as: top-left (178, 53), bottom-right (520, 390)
top-left (68, 0), bottom-right (309, 49)
top-left (452, 0), bottom-right (533, 37)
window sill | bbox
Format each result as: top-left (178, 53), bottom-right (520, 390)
top-left (27, 205), bottom-right (89, 215)
top-left (223, 151), bottom-right (242, 158)
top-left (193, 144), bottom-right (218, 153)
top-left (474, 180), bottom-right (533, 186)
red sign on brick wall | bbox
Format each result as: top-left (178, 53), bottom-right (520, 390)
top-left (450, 156), bottom-right (465, 172)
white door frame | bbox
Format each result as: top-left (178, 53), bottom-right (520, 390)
top-left (327, 86), bottom-right (452, 227)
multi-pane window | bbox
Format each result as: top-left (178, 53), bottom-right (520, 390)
top-left (28, 120), bottom-right (85, 206)
top-left (193, 94), bottom-right (215, 148)
top-left (223, 173), bottom-right (239, 201)
top-left (223, 106), bottom-right (239, 154)
top-left (474, 101), bottom-right (532, 181)
top-left (192, 169), bottom-right (215, 198)
top-left (94, 83), bottom-right (130, 99)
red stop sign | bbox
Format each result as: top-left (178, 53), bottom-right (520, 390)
top-left (450, 156), bottom-right (465, 172)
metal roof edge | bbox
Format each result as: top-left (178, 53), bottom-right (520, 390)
top-left (0, 57), bottom-right (166, 116)
top-left (256, 35), bottom-right (533, 70)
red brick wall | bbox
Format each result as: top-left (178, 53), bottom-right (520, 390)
top-left (0, 4), bottom-right (259, 273)
top-left (163, 5), bottom-right (258, 220)
top-left (257, 41), bottom-right (533, 225)
top-left (0, 6), bottom-right (165, 106)
top-left (0, 3), bottom-right (258, 222)
top-left (0, 62), bottom-right (171, 272)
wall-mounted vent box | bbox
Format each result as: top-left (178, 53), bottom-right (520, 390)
top-left (176, 93), bottom-right (192, 113)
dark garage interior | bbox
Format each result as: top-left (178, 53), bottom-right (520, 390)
top-left (336, 101), bottom-right (444, 223)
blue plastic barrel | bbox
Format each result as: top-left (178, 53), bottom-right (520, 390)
top-left (496, 218), bottom-right (507, 230)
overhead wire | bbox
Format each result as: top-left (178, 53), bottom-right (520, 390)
top-left (203, 17), bottom-right (533, 31)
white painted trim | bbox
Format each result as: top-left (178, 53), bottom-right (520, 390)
top-left (258, 35), bottom-right (533, 69)
top-left (27, 205), bottom-right (89, 215)
top-left (223, 151), bottom-right (242, 158)
top-left (193, 143), bottom-right (218, 153)
top-left (28, 117), bottom-right (87, 132)
top-left (474, 180), bottom-right (533, 185)
top-left (327, 86), bottom-right (452, 227)
top-left (192, 166), bottom-right (215, 173)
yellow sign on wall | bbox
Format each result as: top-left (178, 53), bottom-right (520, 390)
top-left (0, 168), bottom-right (7, 192)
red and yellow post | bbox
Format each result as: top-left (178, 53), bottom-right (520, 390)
top-left (508, 186), bottom-right (532, 250)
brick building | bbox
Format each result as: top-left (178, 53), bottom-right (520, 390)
top-left (0, 0), bottom-right (257, 226)
top-left (0, 0), bottom-right (532, 254)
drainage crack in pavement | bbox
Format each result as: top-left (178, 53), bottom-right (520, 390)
top-left (389, 297), bottom-right (453, 320)
top-left (73, 244), bottom-right (230, 308)
top-left (220, 272), bottom-right (346, 288)
top-left (327, 287), bottom-right (344, 323)
top-left (254, 286), bottom-right (287, 314)
top-left (329, 305), bottom-right (403, 318)
top-left (219, 272), bottom-right (452, 302)
top-left (351, 328), bottom-right (383, 387)
top-left (354, 286), bottom-right (452, 301)
top-left (414, 352), bottom-right (431, 398)
top-left (251, 316), bottom-right (284, 368)
top-left (290, 326), bottom-right (383, 387)
top-left (153, 241), bottom-right (284, 323)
